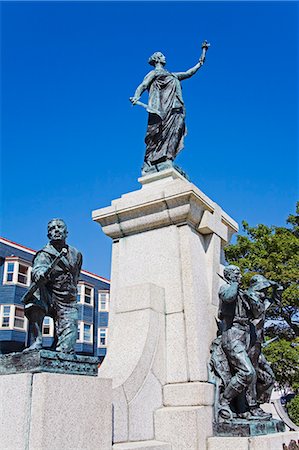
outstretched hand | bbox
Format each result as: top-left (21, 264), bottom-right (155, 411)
top-left (201, 40), bottom-right (210, 51)
top-left (130, 96), bottom-right (140, 105)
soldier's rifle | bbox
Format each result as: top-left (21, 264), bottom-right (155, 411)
top-left (22, 248), bottom-right (68, 305)
top-left (262, 336), bottom-right (279, 348)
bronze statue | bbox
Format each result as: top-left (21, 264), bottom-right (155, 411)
top-left (246, 275), bottom-right (282, 413)
top-left (22, 219), bottom-right (82, 353)
top-left (216, 265), bottom-right (262, 420)
top-left (209, 265), bottom-right (285, 436)
top-left (130, 41), bottom-right (209, 174)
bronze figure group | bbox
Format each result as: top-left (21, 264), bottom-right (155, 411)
top-left (209, 265), bottom-right (283, 428)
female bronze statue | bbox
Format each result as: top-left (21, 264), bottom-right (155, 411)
top-left (130, 41), bottom-right (209, 174)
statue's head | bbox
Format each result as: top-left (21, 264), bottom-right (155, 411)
top-left (148, 52), bottom-right (166, 67)
top-left (47, 218), bottom-right (68, 243)
top-left (223, 265), bottom-right (241, 283)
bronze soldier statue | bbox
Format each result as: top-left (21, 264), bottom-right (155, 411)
top-left (246, 274), bottom-right (282, 415)
top-left (210, 264), bottom-right (285, 432)
top-left (22, 219), bottom-right (82, 353)
top-left (217, 265), bottom-right (263, 420)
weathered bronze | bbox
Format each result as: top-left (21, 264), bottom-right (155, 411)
top-left (209, 265), bottom-right (285, 436)
top-left (0, 350), bottom-right (98, 376)
top-left (22, 219), bottom-right (82, 354)
top-left (246, 275), bottom-right (282, 416)
top-left (130, 40), bottom-right (210, 175)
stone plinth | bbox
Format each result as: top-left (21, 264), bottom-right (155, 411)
top-left (213, 418), bottom-right (285, 437)
top-left (0, 372), bottom-right (112, 450)
top-left (208, 431), bottom-right (299, 450)
top-left (92, 168), bottom-right (239, 449)
top-left (0, 350), bottom-right (99, 376)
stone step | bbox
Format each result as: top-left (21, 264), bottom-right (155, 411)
top-left (208, 431), bottom-right (299, 450)
top-left (113, 440), bottom-right (171, 450)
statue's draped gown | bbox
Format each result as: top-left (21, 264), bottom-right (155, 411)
top-left (145, 70), bottom-right (187, 165)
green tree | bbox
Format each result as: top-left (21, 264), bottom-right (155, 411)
top-left (286, 394), bottom-right (299, 426)
top-left (224, 202), bottom-right (299, 337)
top-left (263, 338), bottom-right (299, 393)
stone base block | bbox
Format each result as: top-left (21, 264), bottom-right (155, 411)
top-left (213, 418), bottom-right (285, 437)
top-left (0, 372), bottom-right (112, 450)
top-left (155, 405), bottom-right (213, 450)
top-left (208, 431), bottom-right (299, 450)
top-left (0, 350), bottom-right (99, 376)
top-left (163, 382), bottom-right (214, 406)
top-left (113, 441), bottom-right (171, 450)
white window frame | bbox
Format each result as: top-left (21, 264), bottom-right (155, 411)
top-left (42, 316), bottom-right (54, 337)
top-left (13, 306), bottom-right (26, 330)
top-left (77, 321), bottom-right (93, 344)
top-left (98, 327), bottom-right (108, 347)
top-left (0, 304), bottom-right (28, 331)
top-left (77, 283), bottom-right (94, 306)
top-left (3, 258), bottom-right (32, 287)
top-left (98, 290), bottom-right (110, 312)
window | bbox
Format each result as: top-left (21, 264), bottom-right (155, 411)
top-left (99, 291), bottom-right (109, 311)
top-left (77, 321), bottom-right (93, 343)
top-left (77, 283), bottom-right (94, 306)
top-left (0, 305), bottom-right (28, 331)
top-left (1, 306), bottom-right (11, 328)
top-left (3, 258), bottom-right (31, 286)
top-left (84, 287), bottom-right (92, 305)
top-left (14, 307), bottom-right (25, 329)
top-left (42, 317), bottom-right (54, 336)
top-left (98, 328), bottom-right (108, 347)
top-left (83, 324), bottom-right (92, 342)
top-left (77, 285), bottom-right (82, 303)
top-left (17, 264), bottom-right (29, 285)
top-left (6, 263), bottom-right (14, 282)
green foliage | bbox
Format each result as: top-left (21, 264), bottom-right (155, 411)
top-left (263, 338), bottom-right (299, 392)
top-left (224, 202), bottom-right (299, 337)
top-left (286, 395), bottom-right (299, 426)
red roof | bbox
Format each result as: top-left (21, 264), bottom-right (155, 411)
top-left (0, 236), bottom-right (110, 284)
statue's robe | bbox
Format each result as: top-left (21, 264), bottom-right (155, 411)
top-left (145, 70), bottom-right (187, 165)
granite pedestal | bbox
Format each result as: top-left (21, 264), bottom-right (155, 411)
top-left (0, 351), bottom-right (112, 450)
top-left (92, 168), bottom-right (240, 449)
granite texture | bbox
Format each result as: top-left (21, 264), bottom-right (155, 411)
top-left (113, 441), bottom-right (171, 450)
top-left (163, 382), bottom-right (214, 406)
top-left (155, 405), bottom-right (213, 450)
top-left (208, 431), bottom-right (299, 450)
top-left (0, 373), bottom-right (32, 450)
top-left (0, 372), bottom-right (112, 450)
top-left (93, 168), bottom-right (238, 449)
top-left (29, 373), bottom-right (112, 450)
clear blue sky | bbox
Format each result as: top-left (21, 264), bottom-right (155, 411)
top-left (1, 1), bottom-right (298, 279)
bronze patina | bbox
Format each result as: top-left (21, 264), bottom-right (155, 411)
top-left (130, 40), bottom-right (210, 175)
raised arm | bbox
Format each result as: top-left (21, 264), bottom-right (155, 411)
top-left (174, 40), bottom-right (210, 81)
top-left (130, 71), bottom-right (156, 105)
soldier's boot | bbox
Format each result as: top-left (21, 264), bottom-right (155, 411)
top-left (24, 320), bottom-right (43, 352)
top-left (218, 384), bottom-right (241, 420)
top-left (248, 405), bottom-right (272, 420)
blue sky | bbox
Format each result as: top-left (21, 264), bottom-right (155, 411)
top-left (1, 1), bottom-right (298, 278)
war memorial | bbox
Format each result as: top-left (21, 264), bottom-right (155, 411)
top-left (0, 41), bottom-right (298, 450)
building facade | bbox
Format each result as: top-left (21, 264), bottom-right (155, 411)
top-left (0, 237), bottom-right (110, 362)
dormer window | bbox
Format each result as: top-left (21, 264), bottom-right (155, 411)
top-left (76, 282), bottom-right (94, 306)
top-left (3, 258), bottom-right (31, 287)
